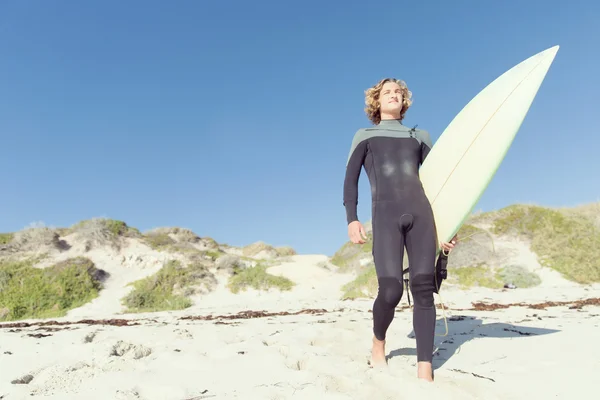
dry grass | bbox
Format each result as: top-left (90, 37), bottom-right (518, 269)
top-left (340, 266), bottom-right (378, 300)
top-left (446, 223), bottom-right (500, 269)
top-left (329, 232), bottom-right (374, 273)
top-left (336, 203), bottom-right (600, 296)
top-left (274, 246), bottom-right (297, 257)
top-left (337, 222), bottom-right (484, 299)
top-left (142, 227), bottom-right (224, 258)
top-left (7, 225), bottom-right (68, 254)
top-left (449, 263), bottom-right (541, 289)
top-left (144, 227), bottom-right (200, 243)
top-left (215, 253), bottom-right (255, 273)
top-left (449, 263), bottom-right (504, 289)
top-left (71, 218), bottom-right (140, 237)
top-left (496, 265), bottom-right (541, 288)
top-left (69, 218), bottom-right (141, 250)
top-left (490, 204), bottom-right (600, 283)
top-left (143, 232), bottom-right (177, 251)
top-left (0, 233), bottom-right (13, 245)
top-left (239, 241), bottom-right (297, 259)
top-left (560, 201), bottom-right (600, 228)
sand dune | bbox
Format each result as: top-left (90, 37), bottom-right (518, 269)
top-left (1, 250), bottom-right (599, 400)
top-left (2, 207), bottom-right (600, 399)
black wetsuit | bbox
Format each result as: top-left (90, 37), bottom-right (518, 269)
top-left (343, 118), bottom-right (447, 363)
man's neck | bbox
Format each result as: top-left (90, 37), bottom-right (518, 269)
top-left (380, 112), bottom-right (401, 121)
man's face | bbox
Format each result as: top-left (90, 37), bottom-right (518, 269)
top-left (379, 81), bottom-right (403, 116)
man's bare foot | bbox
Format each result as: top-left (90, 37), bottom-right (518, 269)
top-left (370, 336), bottom-right (387, 368)
top-left (417, 361), bottom-right (433, 382)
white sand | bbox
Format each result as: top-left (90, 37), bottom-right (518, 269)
top-left (1, 254), bottom-right (599, 400)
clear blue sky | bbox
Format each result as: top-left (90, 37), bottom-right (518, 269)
top-left (1, 0), bottom-right (598, 256)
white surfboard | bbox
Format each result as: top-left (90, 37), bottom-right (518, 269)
top-left (418, 45), bottom-right (560, 250)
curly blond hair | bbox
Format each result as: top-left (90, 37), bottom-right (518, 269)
top-left (364, 78), bottom-right (412, 125)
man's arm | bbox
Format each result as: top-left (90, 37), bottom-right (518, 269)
top-left (343, 135), bottom-right (368, 224)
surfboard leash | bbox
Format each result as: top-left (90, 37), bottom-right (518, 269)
top-left (433, 229), bottom-right (496, 337)
top-left (402, 229), bottom-right (495, 339)
top-left (434, 259), bottom-right (449, 337)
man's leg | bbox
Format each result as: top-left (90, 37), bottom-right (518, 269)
top-left (404, 210), bottom-right (438, 380)
top-left (371, 276), bottom-right (404, 367)
top-left (370, 202), bottom-right (405, 367)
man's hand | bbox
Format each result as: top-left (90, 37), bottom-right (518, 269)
top-left (440, 233), bottom-right (458, 254)
top-left (348, 221), bottom-right (368, 244)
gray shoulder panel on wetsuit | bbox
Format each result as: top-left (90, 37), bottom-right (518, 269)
top-left (416, 129), bottom-right (432, 150)
top-left (346, 125), bottom-right (432, 166)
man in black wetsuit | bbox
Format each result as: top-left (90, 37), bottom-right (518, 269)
top-left (343, 78), bottom-right (458, 382)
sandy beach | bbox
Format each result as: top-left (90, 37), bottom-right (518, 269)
top-left (4, 3), bottom-right (600, 399)
top-left (1, 253), bottom-right (598, 400)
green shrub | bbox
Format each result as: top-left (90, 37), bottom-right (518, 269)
top-left (122, 260), bottom-right (215, 313)
top-left (450, 263), bottom-right (504, 289)
top-left (340, 266), bottom-right (378, 300)
top-left (0, 233), bottom-right (13, 245)
top-left (143, 233), bottom-right (176, 251)
top-left (330, 232), bottom-right (373, 272)
top-left (0, 257), bottom-right (105, 321)
top-left (496, 265), bottom-right (541, 288)
top-left (492, 205), bottom-right (600, 283)
top-left (71, 218), bottom-right (140, 238)
top-left (228, 263), bottom-right (294, 294)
